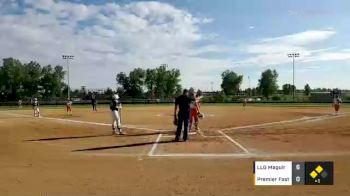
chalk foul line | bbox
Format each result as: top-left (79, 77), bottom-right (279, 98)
top-left (7, 113), bottom-right (170, 132)
top-left (148, 134), bottom-right (162, 156)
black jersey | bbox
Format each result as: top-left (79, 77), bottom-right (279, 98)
top-left (32, 100), bottom-right (38, 107)
top-left (175, 94), bottom-right (191, 116)
top-left (110, 99), bottom-right (120, 111)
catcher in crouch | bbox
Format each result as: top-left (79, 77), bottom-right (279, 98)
top-left (189, 88), bottom-right (203, 133)
top-left (110, 94), bottom-right (124, 135)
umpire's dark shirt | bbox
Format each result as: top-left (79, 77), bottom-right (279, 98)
top-left (175, 94), bottom-right (191, 117)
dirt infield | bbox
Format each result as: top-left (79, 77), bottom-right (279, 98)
top-left (1, 104), bottom-right (350, 195)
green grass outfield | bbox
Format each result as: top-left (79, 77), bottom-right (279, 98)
top-left (0, 102), bottom-right (349, 110)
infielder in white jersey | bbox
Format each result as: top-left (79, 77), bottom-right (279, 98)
top-left (32, 98), bottom-right (40, 117)
top-left (110, 94), bottom-right (124, 135)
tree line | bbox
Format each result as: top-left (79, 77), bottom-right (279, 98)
top-left (0, 57), bottom-right (329, 102)
top-left (0, 58), bottom-right (66, 101)
top-left (116, 64), bottom-right (182, 99)
top-left (220, 69), bottom-right (312, 98)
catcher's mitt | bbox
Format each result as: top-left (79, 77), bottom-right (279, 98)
top-left (197, 113), bottom-right (204, 119)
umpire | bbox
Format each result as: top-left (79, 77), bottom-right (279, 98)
top-left (174, 89), bottom-right (191, 142)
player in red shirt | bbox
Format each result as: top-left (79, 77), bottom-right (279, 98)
top-left (333, 95), bottom-right (342, 115)
top-left (189, 89), bottom-right (203, 133)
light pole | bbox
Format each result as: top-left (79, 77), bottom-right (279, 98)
top-left (287, 53), bottom-right (299, 102)
top-left (62, 55), bottom-right (74, 100)
top-left (248, 76), bottom-right (251, 97)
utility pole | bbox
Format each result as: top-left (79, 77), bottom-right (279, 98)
top-left (248, 76), bottom-right (251, 97)
top-left (287, 53), bottom-right (299, 102)
top-left (62, 55), bottom-right (74, 100)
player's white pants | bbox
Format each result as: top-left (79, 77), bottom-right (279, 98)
top-left (33, 107), bottom-right (40, 117)
top-left (111, 110), bottom-right (121, 129)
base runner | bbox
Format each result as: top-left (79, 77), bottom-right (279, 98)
top-left (110, 94), bottom-right (123, 135)
top-left (32, 98), bottom-right (40, 117)
top-left (66, 100), bottom-right (73, 116)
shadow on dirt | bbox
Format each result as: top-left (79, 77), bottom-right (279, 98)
top-left (72, 140), bottom-right (176, 152)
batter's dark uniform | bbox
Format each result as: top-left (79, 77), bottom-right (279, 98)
top-left (175, 94), bottom-right (192, 141)
top-left (91, 94), bottom-right (97, 111)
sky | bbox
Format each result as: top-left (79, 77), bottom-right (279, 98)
top-left (1, 0), bottom-right (350, 91)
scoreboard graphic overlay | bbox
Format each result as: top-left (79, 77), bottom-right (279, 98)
top-left (253, 161), bottom-right (333, 186)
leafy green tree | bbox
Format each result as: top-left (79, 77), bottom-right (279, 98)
top-left (116, 69), bottom-right (145, 98)
top-left (282, 84), bottom-right (295, 95)
top-left (22, 61), bottom-right (41, 97)
top-left (154, 65), bottom-right (168, 98)
top-left (220, 70), bottom-right (243, 95)
top-left (0, 58), bottom-right (25, 100)
top-left (304, 84), bottom-right (311, 96)
top-left (129, 68), bottom-right (145, 98)
top-left (145, 68), bottom-right (157, 97)
top-left (116, 65), bottom-right (182, 99)
top-left (175, 84), bottom-right (182, 96)
top-left (0, 58), bottom-right (66, 100)
top-left (40, 65), bottom-right (66, 98)
top-left (116, 72), bottom-right (131, 96)
top-left (164, 68), bottom-right (181, 98)
top-left (104, 88), bottom-right (114, 96)
top-left (258, 69), bottom-right (279, 98)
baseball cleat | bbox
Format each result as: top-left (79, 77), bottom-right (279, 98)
top-left (118, 129), bottom-right (124, 135)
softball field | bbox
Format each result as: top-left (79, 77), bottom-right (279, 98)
top-left (1, 104), bottom-right (350, 196)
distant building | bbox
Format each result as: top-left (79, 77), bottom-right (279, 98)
top-left (88, 88), bottom-right (105, 94)
top-left (202, 91), bottom-right (221, 96)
